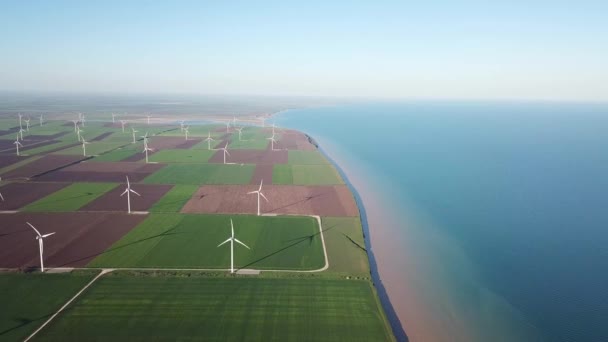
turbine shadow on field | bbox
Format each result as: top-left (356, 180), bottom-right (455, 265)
top-left (239, 224), bottom-right (337, 271)
top-left (0, 228), bottom-right (29, 238)
top-left (264, 192), bottom-right (327, 214)
top-left (0, 314), bottom-right (53, 337)
top-left (54, 225), bottom-right (184, 267)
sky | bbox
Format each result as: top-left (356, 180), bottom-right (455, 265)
top-left (0, 1), bottom-right (606, 101)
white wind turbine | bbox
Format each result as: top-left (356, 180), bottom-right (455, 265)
top-left (179, 120), bottom-right (185, 132)
top-left (204, 131), bottom-right (215, 150)
top-left (26, 222), bottom-right (55, 273)
top-left (146, 114), bottom-right (151, 125)
top-left (120, 120), bottom-right (127, 133)
top-left (267, 135), bottom-right (278, 151)
top-left (24, 118), bottom-right (30, 131)
top-left (76, 126), bottom-right (83, 142)
top-left (80, 114), bottom-right (86, 127)
top-left (247, 179), bottom-right (269, 216)
top-left (235, 127), bottom-right (244, 141)
top-left (71, 119), bottom-right (79, 132)
top-left (217, 219), bottom-right (250, 274)
top-left (18, 113), bottom-right (23, 129)
top-left (220, 143), bottom-right (231, 164)
top-left (39, 114), bottom-right (44, 126)
top-left (14, 135), bottom-right (23, 156)
top-left (184, 126), bottom-right (189, 140)
top-left (81, 136), bottom-right (90, 156)
top-left (0, 176), bottom-right (4, 201)
top-left (233, 116), bottom-right (237, 126)
top-left (112, 113), bottom-right (117, 123)
top-left (19, 127), bottom-right (25, 141)
top-left (225, 121), bottom-right (231, 133)
top-left (131, 127), bottom-right (138, 143)
top-left (143, 143), bottom-right (153, 163)
top-left (120, 176), bottom-right (141, 214)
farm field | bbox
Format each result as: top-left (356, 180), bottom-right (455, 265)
top-left (149, 184), bottom-right (199, 212)
top-left (273, 164), bottom-right (343, 185)
top-left (288, 150), bottom-right (329, 164)
top-left (34, 275), bottom-right (394, 341)
top-left (24, 182), bottom-right (117, 212)
top-left (321, 217), bottom-right (370, 275)
top-left (143, 163), bottom-right (255, 184)
top-left (0, 271), bottom-right (97, 341)
top-left (148, 149), bottom-right (215, 163)
top-left (88, 214), bottom-right (325, 270)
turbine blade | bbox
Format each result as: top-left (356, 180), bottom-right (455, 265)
top-left (26, 222), bottom-right (42, 237)
top-left (120, 188), bottom-right (129, 196)
top-left (247, 190), bottom-right (257, 195)
top-left (217, 237), bottom-right (231, 247)
top-left (130, 189), bottom-right (141, 197)
top-left (42, 232), bottom-right (56, 238)
top-left (260, 192), bottom-right (269, 202)
top-left (234, 238), bottom-right (251, 249)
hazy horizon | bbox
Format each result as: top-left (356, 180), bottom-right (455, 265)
top-left (1, 1), bottom-right (606, 102)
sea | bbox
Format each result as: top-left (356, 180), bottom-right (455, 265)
top-left (275, 101), bottom-right (608, 342)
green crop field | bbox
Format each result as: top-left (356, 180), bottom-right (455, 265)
top-left (91, 147), bottom-right (140, 162)
top-left (21, 140), bottom-right (76, 156)
top-left (0, 271), bottom-right (97, 341)
top-left (322, 217), bottom-right (370, 275)
top-left (288, 150), bottom-right (329, 164)
top-left (54, 141), bottom-right (130, 156)
top-left (148, 149), bottom-right (215, 163)
top-left (143, 163), bottom-right (254, 184)
top-left (273, 164), bottom-right (343, 185)
top-left (24, 183), bottom-right (117, 212)
top-left (88, 214), bottom-right (325, 270)
top-left (34, 275), bottom-right (393, 341)
top-left (228, 136), bottom-right (269, 150)
top-left (149, 185), bottom-right (198, 212)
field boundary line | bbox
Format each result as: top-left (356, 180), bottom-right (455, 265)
top-left (23, 268), bottom-right (114, 341)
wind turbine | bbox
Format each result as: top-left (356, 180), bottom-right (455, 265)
top-left (80, 114), bottom-right (86, 127)
top-left (26, 222), bottom-right (55, 273)
top-left (267, 135), bottom-right (278, 151)
top-left (76, 126), bottom-right (83, 142)
top-left (39, 114), bottom-right (44, 126)
top-left (225, 121), bottom-right (231, 133)
top-left (81, 137), bottom-right (90, 156)
top-left (18, 113), bottom-right (23, 129)
top-left (235, 127), bottom-right (244, 141)
top-left (217, 219), bottom-right (250, 274)
top-left (179, 120), bottom-right (185, 132)
top-left (131, 127), bottom-right (138, 143)
top-left (184, 126), bottom-right (189, 140)
top-left (247, 179), bottom-right (269, 216)
top-left (120, 120), bottom-right (127, 133)
top-left (14, 136), bottom-right (23, 156)
top-left (24, 118), bottom-right (30, 131)
top-left (143, 144), bottom-right (153, 163)
top-left (271, 123), bottom-right (276, 136)
top-left (112, 113), bottom-right (117, 123)
top-left (146, 114), bottom-right (151, 125)
top-left (220, 143), bottom-right (231, 164)
top-left (204, 131), bottom-right (215, 150)
top-left (0, 176), bottom-right (4, 201)
top-left (120, 176), bottom-right (141, 214)
top-left (233, 116), bottom-right (237, 126)
top-left (71, 119), bottom-right (79, 132)
top-left (18, 127), bottom-right (25, 141)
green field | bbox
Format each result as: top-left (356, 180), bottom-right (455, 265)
top-left (144, 163), bottom-right (254, 184)
top-left (54, 141), bottom-right (130, 156)
top-left (91, 147), bottom-right (140, 162)
top-left (88, 214), bottom-right (325, 270)
top-left (35, 275), bottom-right (393, 341)
top-left (273, 164), bottom-right (343, 185)
top-left (0, 271), bottom-right (97, 341)
top-left (149, 185), bottom-right (198, 212)
top-left (24, 183), bottom-right (117, 212)
top-left (228, 137), bottom-right (269, 150)
top-left (322, 217), bottom-right (370, 275)
top-left (148, 149), bottom-right (215, 163)
top-left (288, 150), bottom-right (329, 164)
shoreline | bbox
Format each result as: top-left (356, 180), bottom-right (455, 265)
top-left (310, 135), bottom-right (407, 341)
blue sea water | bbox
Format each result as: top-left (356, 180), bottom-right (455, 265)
top-left (276, 102), bottom-right (608, 342)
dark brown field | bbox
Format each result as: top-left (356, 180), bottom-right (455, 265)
top-left (0, 182), bottom-right (70, 211)
top-left (0, 155), bottom-right (26, 168)
top-left (208, 149), bottom-right (288, 164)
top-left (91, 132), bottom-right (114, 141)
top-left (181, 184), bottom-right (358, 217)
top-left (37, 161), bottom-right (166, 183)
top-left (149, 136), bottom-right (201, 150)
top-left (250, 164), bottom-right (273, 185)
top-left (3, 155), bottom-right (85, 179)
top-left (0, 212), bottom-right (146, 268)
top-left (80, 183), bottom-right (173, 212)
top-left (278, 129), bottom-right (316, 151)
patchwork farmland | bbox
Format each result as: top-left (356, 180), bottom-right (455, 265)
top-left (0, 115), bottom-right (395, 341)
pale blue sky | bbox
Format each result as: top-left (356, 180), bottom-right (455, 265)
top-left (0, 1), bottom-right (606, 101)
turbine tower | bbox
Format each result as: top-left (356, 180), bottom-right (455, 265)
top-left (26, 222), bottom-right (55, 273)
top-left (184, 126), bottom-right (189, 140)
top-left (76, 126), bottom-right (83, 142)
top-left (225, 121), bottom-right (230, 133)
top-left (0, 176), bottom-right (5, 201)
top-left (120, 176), bottom-right (141, 214)
top-left (39, 114), bottom-right (44, 126)
top-left (81, 137), bottom-right (90, 156)
top-left (112, 113), bottom-right (117, 123)
top-left (120, 120), bottom-right (127, 133)
top-left (131, 127), bottom-right (138, 143)
top-left (267, 135), bottom-right (278, 151)
top-left (19, 127), bottom-right (25, 141)
top-left (81, 114), bottom-right (86, 127)
top-left (18, 113), bottom-right (23, 129)
top-left (235, 127), bottom-right (244, 141)
top-left (71, 119), bottom-right (79, 132)
top-left (217, 219), bottom-right (250, 274)
top-left (247, 179), bottom-right (269, 216)
top-left (24, 118), bottom-right (30, 131)
top-left (147, 114), bottom-right (151, 125)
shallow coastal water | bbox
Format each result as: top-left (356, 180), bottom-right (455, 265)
top-left (276, 102), bottom-right (608, 342)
